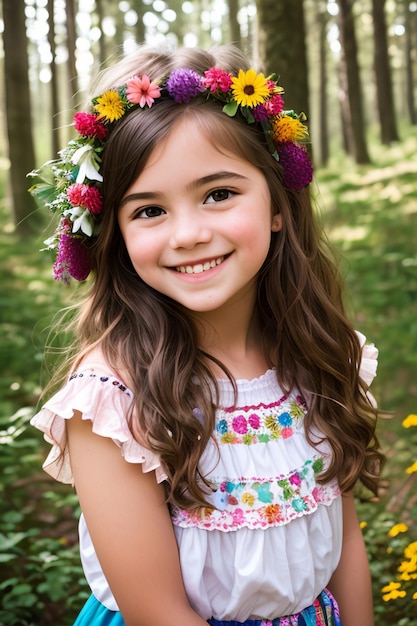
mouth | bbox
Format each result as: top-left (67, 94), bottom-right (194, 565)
top-left (174, 255), bottom-right (227, 274)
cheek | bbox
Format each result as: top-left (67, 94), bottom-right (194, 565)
top-left (124, 233), bottom-right (160, 271)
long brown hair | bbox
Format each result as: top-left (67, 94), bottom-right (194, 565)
top-left (55, 45), bottom-right (383, 508)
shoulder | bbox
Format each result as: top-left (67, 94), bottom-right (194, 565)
top-left (31, 347), bottom-right (166, 485)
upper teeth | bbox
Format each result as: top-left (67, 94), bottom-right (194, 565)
top-left (176, 256), bottom-right (224, 274)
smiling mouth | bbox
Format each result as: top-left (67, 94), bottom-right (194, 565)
top-left (175, 256), bottom-right (225, 274)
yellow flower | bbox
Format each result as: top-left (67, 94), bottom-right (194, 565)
top-left (221, 432), bottom-right (236, 444)
top-left (404, 542), bottom-right (417, 561)
top-left (95, 90), bottom-right (125, 122)
top-left (271, 115), bottom-right (309, 143)
top-left (359, 521), bottom-right (367, 530)
top-left (413, 592), bottom-right (417, 600)
top-left (388, 523), bottom-right (409, 537)
top-left (381, 581), bottom-right (407, 601)
top-left (406, 460), bottom-right (417, 474)
top-left (241, 492), bottom-right (256, 507)
top-left (264, 415), bottom-right (279, 433)
top-left (402, 414), bottom-right (417, 428)
top-left (231, 69), bottom-right (269, 107)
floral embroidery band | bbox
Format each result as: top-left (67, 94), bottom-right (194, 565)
top-left (172, 458), bottom-right (341, 531)
top-left (215, 393), bottom-right (307, 445)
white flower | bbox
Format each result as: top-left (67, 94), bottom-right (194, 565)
top-left (63, 207), bottom-right (94, 237)
top-left (71, 144), bottom-right (103, 183)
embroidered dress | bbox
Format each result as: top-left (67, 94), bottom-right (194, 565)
top-left (31, 333), bottom-right (377, 625)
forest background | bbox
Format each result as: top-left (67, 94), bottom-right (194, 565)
top-left (0, 0), bottom-right (417, 624)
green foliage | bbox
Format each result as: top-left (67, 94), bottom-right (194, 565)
top-left (1, 127), bottom-right (417, 623)
top-left (317, 125), bottom-right (417, 623)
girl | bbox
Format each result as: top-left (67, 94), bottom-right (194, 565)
top-left (30, 44), bottom-right (383, 626)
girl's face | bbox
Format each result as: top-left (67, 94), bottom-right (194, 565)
top-left (118, 117), bottom-right (282, 317)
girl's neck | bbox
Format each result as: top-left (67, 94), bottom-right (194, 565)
top-left (193, 304), bottom-right (270, 381)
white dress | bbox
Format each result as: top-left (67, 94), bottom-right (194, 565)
top-left (30, 333), bottom-right (378, 622)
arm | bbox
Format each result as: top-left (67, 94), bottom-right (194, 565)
top-left (327, 491), bottom-right (374, 626)
top-left (67, 412), bottom-right (208, 626)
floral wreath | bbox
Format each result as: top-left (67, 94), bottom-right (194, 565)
top-left (29, 66), bottom-right (313, 282)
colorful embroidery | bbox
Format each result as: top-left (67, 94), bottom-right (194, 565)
top-left (172, 458), bottom-right (340, 531)
top-left (68, 371), bottom-right (133, 397)
top-left (215, 394), bottom-right (307, 445)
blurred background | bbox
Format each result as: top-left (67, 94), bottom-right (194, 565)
top-left (0, 0), bottom-right (416, 624)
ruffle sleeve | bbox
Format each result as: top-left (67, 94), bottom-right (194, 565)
top-left (30, 370), bottom-right (167, 485)
top-left (356, 330), bottom-right (378, 386)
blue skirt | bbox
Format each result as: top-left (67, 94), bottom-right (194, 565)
top-left (73, 589), bottom-right (341, 625)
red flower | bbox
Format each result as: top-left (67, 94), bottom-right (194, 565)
top-left (73, 112), bottom-right (107, 140)
top-left (203, 67), bottom-right (233, 93)
top-left (67, 183), bottom-right (103, 215)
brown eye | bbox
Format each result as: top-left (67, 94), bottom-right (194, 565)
top-left (136, 207), bottom-right (165, 218)
top-left (206, 189), bottom-right (233, 203)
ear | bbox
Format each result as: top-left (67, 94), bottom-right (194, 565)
top-left (271, 213), bottom-right (282, 232)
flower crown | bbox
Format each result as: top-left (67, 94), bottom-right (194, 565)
top-left (29, 66), bottom-right (313, 282)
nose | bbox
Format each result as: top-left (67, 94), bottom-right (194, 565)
top-left (169, 210), bottom-right (213, 249)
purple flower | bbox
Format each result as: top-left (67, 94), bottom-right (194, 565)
top-left (166, 68), bottom-right (205, 103)
top-left (275, 142), bottom-right (313, 190)
top-left (53, 233), bottom-right (91, 282)
top-left (252, 104), bottom-right (269, 122)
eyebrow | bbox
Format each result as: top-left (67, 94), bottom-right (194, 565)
top-left (119, 171), bottom-right (248, 206)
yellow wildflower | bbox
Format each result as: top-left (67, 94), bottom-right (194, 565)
top-left (388, 523), bottom-right (409, 537)
top-left (271, 115), bottom-right (309, 143)
top-left (95, 90), bottom-right (125, 123)
top-left (402, 414), bottom-right (417, 428)
top-left (231, 69), bottom-right (269, 107)
top-left (381, 581), bottom-right (406, 601)
top-left (404, 542), bottom-right (417, 561)
top-left (359, 521), bottom-right (367, 530)
top-left (413, 592), bottom-right (417, 600)
top-left (405, 460), bottom-right (417, 474)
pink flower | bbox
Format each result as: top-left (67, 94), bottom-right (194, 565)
top-left (281, 427), bottom-right (293, 439)
top-left (231, 508), bottom-right (245, 525)
top-left (289, 473), bottom-right (302, 487)
top-left (248, 413), bottom-right (260, 429)
top-left (67, 183), bottom-right (103, 215)
top-left (232, 415), bottom-right (248, 434)
top-left (265, 93), bottom-right (284, 116)
top-left (203, 67), bottom-right (233, 93)
top-left (126, 75), bottom-right (161, 108)
top-left (73, 112), bottom-right (107, 140)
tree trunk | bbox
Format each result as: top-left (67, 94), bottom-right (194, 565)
top-left (336, 0), bottom-right (371, 164)
top-left (256, 0), bottom-right (310, 118)
top-left (48, 0), bottom-right (60, 155)
top-left (96, 0), bottom-right (108, 67)
top-left (228, 0), bottom-right (241, 48)
top-left (2, 0), bottom-right (37, 235)
top-left (318, 7), bottom-right (329, 166)
top-left (66, 0), bottom-right (79, 107)
top-left (371, 0), bottom-right (399, 144)
top-left (404, 0), bottom-right (416, 125)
